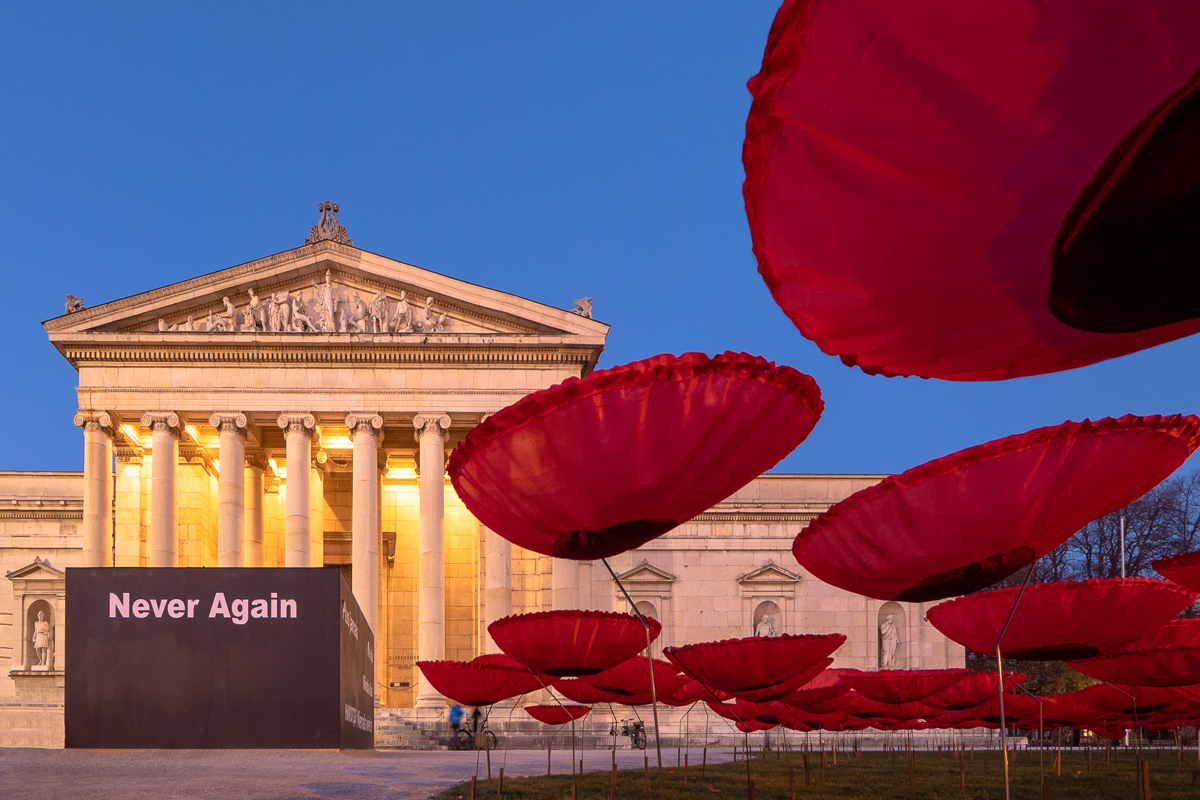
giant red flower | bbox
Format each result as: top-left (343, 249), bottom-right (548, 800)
top-left (927, 579), bottom-right (1198, 660)
top-left (794, 415), bottom-right (1200, 602)
top-left (840, 669), bottom-right (969, 704)
top-left (664, 634), bottom-right (842, 702)
top-left (1154, 551), bottom-right (1200, 592)
top-left (416, 661), bottom-right (545, 707)
top-left (488, 610), bottom-right (660, 677)
top-left (525, 705), bottom-right (591, 725)
top-left (448, 352), bottom-right (822, 560)
top-left (1069, 619), bottom-right (1200, 687)
top-left (744, 0), bottom-right (1200, 380)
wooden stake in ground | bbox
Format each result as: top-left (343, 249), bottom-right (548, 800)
top-left (498, 768), bottom-right (504, 800)
top-left (803, 748), bottom-right (811, 787)
top-left (748, 779), bottom-right (755, 800)
top-left (610, 762), bottom-right (616, 800)
top-left (684, 754), bottom-right (689, 787)
top-left (644, 756), bottom-right (649, 794)
top-left (820, 750), bottom-right (826, 783)
top-left (1141, 760), bottom-right (1151, 800)
top-left (960, 744), bottom-right (965, 788)
top-left (487, 746), bottom-right (492, 782)
top-left (548, 741), bottom-right (552, 776)
top-left (789, 765), bottom-right (796, 800)
top-left (703, 747), bottom-right (707, 778)
top-left (470, 776), bottom-right (476, 800)
top-left (907, 750), bottom-right (915, 799)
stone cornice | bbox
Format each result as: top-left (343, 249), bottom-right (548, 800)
top-left (50, 339), bottom-right (603, 370)
top-left (685, 511), bottom-right (819, 524)
top-left (0, 509), bottom-right (83, 520)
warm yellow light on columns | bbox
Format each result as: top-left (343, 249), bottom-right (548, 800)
top-left (141, 412), bottom-right (181, 567)
top-left (244, 457), bottom-right (265, 566)
top-left (346, 413), bottom-right (383, 646)
top-left (210, 413), bottom-right (248, 567)
top-left (413, 412), bottom-right (450, 708)
top-left (277, 413), bottom-right (316, 567)
top-left (73, 411), bottom-right (114, 568)
top-left (483, 524), bottom-right (512, 654)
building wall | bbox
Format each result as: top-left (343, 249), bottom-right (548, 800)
top-left (0, 470), bottom-right (966, 710)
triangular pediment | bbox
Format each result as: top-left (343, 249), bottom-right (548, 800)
top-left (6, 557), bottom-right (66, 582)
top-left (738, 561), bottom-right (801, 585)
top-left (616, 561), bottom-right (677, 584)
top-left (45, 240), bottom-right (609, 343)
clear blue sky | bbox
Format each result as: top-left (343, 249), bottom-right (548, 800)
top-left (3, 2), bottom-right (1199, 476)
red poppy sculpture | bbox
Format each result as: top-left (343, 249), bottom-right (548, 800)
top-left (1069, 619), bottom-right (1200, 687)
top-left (921, 672), bottom-right (1025, 712)
top-left (488, 610), bottom-right (660, 677)
top-left (416, 661), bottom-right (546, 707)
top-left (525, 705), bottom-right (591, 725)
top-left (554, 679), bottom-right (609, 705)
top-left (1154, 551), bottom-right (1200, 593)
top-left (448, 352), bottom-right (823, 560)
top-left (780, 668), bottom-right (855, 707)
top-left (840, 669), bottom-right (970, 705)
top-left (965, 693), bottom-right (1043, 726)
top-left (579, 657), bottom-right (680, 698)
top-left (1072, 684), bottom-right (1200, 717)
top-left (794, 415), bottom-right (1200, 602)
top-left (927, 579), bottom-right (1198, 660)
top-left (664, 634), bottom-right (843, 702)
top-left (744, 0), bottom-right (1200, 381)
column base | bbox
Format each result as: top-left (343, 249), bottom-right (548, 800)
top-left (414, 693), bottom-right (447, 709)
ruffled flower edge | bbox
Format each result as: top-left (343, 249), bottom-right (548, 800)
top-left (1154, 549), bottom-right (1200, 578)
top-left (847, 668), bottom-right (972, 681)
top-left (925, 577), bottom-right (1200, 620)
top-left (488, 608), bottom-right (662, 638)
top-left (795, 414), bottom-right (1200, 554)
top-left (448, 351), bottom-right (823, 484)
top-left (663, 632), bottom-right (846, 659)
top-left (416, 659), bottom-right (543, 675)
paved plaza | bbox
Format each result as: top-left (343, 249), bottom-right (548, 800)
top-left (0, 747), bottom-right (734, 800)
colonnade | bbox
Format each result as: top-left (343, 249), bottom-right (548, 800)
top-left (72, 408), bottom-right (519, 708)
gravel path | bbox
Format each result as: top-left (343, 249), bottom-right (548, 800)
top-left (0, 747), bottom-right (735, 800)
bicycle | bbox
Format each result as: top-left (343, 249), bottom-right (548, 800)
top-left (452, 717), bottom-right (499, 751)
top-left (610, 718), bottom-right (647, 750)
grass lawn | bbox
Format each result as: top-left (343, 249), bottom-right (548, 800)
top-left (432, 746), bottom-right (1200, 800)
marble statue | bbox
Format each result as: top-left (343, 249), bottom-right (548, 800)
top-left (291, 292), bottom-right (315, 332)
top-left (272, 290), bottom-right (293, 332)
top-left (313, 270), bottom-right (337, 332)
top-left (32, 610), bottom-right (51, 668)
top-left (342, 292), bottom-right (367, 333)
top-left (216, 296), bottom-right (238, 332)
top-left (392, 291), bottom-right (412, 332)
top-left (430, 312), bottom-right (448, 333)
top-left (754, 616), bottom-right (777, 638)
top-left (367, 290), bottom-right (389, 333)
top-left (419, 296), bottom-right (435, 331)
top-left (572, 297), bottom-right (593, 318)
top-left (247, 289), bottom-right (267, 331)
top-left (880, 613), bottom-right (899, 668)
top-left (64, 295), bottom-right (86, 314)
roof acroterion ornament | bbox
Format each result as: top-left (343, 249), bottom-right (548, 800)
top-left (304, 201), bottom-right (353, 246)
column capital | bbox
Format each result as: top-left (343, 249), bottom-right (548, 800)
top-left (412, 412), bottom-right (451, 443)
top-left (345, 412), bottom-right (384, 435)
top-left (245, 452), bottom-right (269, 472)
top-left (73, 410), bottom-right (115, 436)
top-left (140, 411), bottom-right (181, 436)
top-left (312, 449), bottom-right (329, 471)
top-left (209, 412), bottom-right (249, 437)
top-left (277, 412), bottom-right (316, 436)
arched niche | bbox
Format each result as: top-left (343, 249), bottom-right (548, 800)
top-left (26, 599), bottom-right (55, 670)
top-left (877, 602), bottom-right (906, 670)
top-left (753, 600), bottom-right (781, 638)
top-left (634, 601), bottom-right (661, 657)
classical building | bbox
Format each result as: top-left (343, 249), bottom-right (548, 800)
top-left (0, 206), bottom-right (963, 746)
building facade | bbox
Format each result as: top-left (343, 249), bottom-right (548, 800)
top-left (1, 211), bottom-right (963, 744)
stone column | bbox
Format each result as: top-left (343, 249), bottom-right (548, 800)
top-left (277, 413), bottom-right (315, 567)
top-left (553, 559), bottom-right (579, 611)
top-left (482, 524), bottom-right (512, 654)
top-left (309, 451), bottom-right (327, 567)
top-left (73, 411), bottom-right (114, 568)
top-left (244, 457), bottom-right (265, 567)
top-left (141, 412), bottom-right (181, 567)
top-left (210, 413), bottom-right (248, 567)
top-left (413, 412), bottom-right (450, 708)
top-left (346, 413), bottom-right (383, 643)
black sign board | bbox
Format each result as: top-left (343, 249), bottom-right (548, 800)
top-left (66, 568), bottom-right (374, 749)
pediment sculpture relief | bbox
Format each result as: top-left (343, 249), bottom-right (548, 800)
top-left (156, 270), bottom-right (452, 335)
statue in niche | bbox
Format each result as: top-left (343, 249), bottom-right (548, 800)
top-left (754, 615), bottom-right (777, 638)
top-left (65, 294), bottom-right (86, 314)
top-left (392, 290), bottom-right (413, 332)
top-left (272, 290), bottom-right (293, 332)
top-left (367, 290), bottom-right (389, 333)
top-left (312, 270), bottom-right (337, 332)
top-left (880, 613), bottom-right (899, 668)
top-left (247, 288), bottom-right (267, 331)
top-left (291, 291), bottom-right (316, 332)
top-left (341, 292), bottom-right (367, 333)
top-left (32, 610), bottom-right (52, 668)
